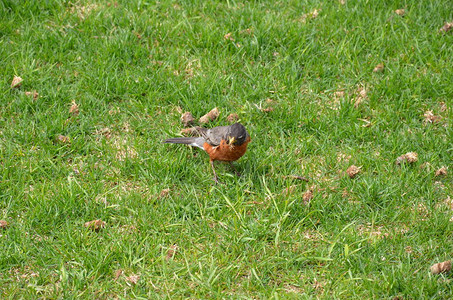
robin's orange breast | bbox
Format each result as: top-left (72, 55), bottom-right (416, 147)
top-left (203, 136), bottom-right (251, 162)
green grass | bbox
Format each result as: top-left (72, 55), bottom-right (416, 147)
top-left (1, 0), bottom-right (452, 298)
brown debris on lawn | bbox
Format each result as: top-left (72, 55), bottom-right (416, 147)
top-left (423, 110), bottom-right (441, 124)
top-left (430, 260), bottom-right (451, 274)
top-left (166, 244), bottom-right (178, 260)
top-left (435, 167), bottom-right (447, 177)
top-left (57, 135), bottom-right (70, 144)
top-left (224, 33), bottom-right (234, 41)
top-left (439, 22), bottom-right (453, 33)
top-left (346, 165), bottom-right (361, 178)
top-left (84, 220), bottom-right (106, 232)
top-left (69, 101), bottom-right (79, 115)
top-left (114, 269), bottom-right (123, 280)
top-left (158, 188), bottom-right (170, 199)
top-left (354, 86), bottom-right (368, 107)
top-left (125, 274), bottom-right (140, 285)
top-left (181, 112), bottom-right (195, 127)
top-left (395, 9), bottom-right (405, 16)
top-left (396, 152), bottom-right (418, 165)
top-left (25, 90), bottom-right (39, 100)
top-left (180, 127), bottom-right (200, 136)
top-left (199, 107), bottom-right (219, 124)
top-left (227, 113), bottom-right (239, 123)
top-left (0, 220), bottom-right (8, 229)
top-left (302, 189), bottom-right (313, 204)
top-left (11, 76), bottom-right (23, 88)
top-left (373, 63), bottom-right (384, 73)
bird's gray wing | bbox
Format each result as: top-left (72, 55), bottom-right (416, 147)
top-left (199, 125), bottom-right (230, 146)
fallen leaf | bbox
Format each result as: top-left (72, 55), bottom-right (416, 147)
top-left (227, 113), bottom-right (239, 123)
top-left (166, 244), bottom-right (178, 260)
top-left (114, 269), bottom-right (123, 280)
top-left (180, 127), bottom-right (200, 136)
top-left (181, 112), bottom-right (195, 127)
top-left (25, 90), bottom-right (39, 100)
top-left (302, 190), bottom-right (313, 204)
top-left (346, 165), bottom-right (361, 178)
top-left (199, 108), bottom-right (219, 124)
top-left (84, 219), bottom-right (106, 232)
top-left (395, 9), bottom-right (405, 16)
top-left (439, 22), bottom-right (453, 33)
top-left (435, 167), bottom-right (447, 177)
top-left (300, 8), bottom-right (320, 23)
top-left (396, 152), bottom-right (418, 165)
top-left (11, 76), bottom-right (23, 88)
top-left (423, 110), bottom-right (441, 124)
top-left (430, 260), bottom-right (451, 274)
top-left (159, 188), bottom-right (170, 199)
top-left (373, 63), bottom-right (384, 72)
top-left (69, 101), bottom-right (79, 115)
top-left (354, 86), bottom-right (368, 107)
top-left (0, 220), bottom-right (8, 229)
top-left (224, 33), bottom-right (234, 41)
top-left (125, 274), bottom-right (140, 285)
top-left (57, 135), bottom-right (70, 144)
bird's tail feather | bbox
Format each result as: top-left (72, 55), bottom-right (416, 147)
top-left (163, 137), bottom-right (205, 149)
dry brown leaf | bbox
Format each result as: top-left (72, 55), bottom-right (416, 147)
top-left (57, 135), bottom-right (70, 144)
top-left (396, 152), bottom-right (418, 165)
top-left (180, 112), bottom-right (195, 127)
top-left (0, 220), bottom-right (8, 229)
top-left (159, 188), bottom-right (170, 199)
top-left (439, 22), bottom-right (453, 33)
top-left (199, 108), bottom-right (219, 124)
top-left (84, 219), bottom-right (106, 232)
top-left (354, 86), bottom-right (368, 107)
top-left (395, 9), bottom-right (405, 16)
top-left (430, 260), bottom-right (451, 274)
top-left (373, 63), bottom-right (385, 73)
top-left (227, 113), bottom-right (239, 123)
top-left (224, 33), bottom-right (234, 41)
top-left (125, 274), bottom-right (140, 285)
top-left (435, 167), bottom-right (447, 177)
top-left (114, 269), bottom-right (123, 280)
top-left (423, 110), bottom-right (441, 124)
top-left (303, 190), bottom-right (313, 204)
top-left (166, 244), bottom-right (178, 260)
top-left (69, 101), bottom-right (79, 115)
top-left (180, 127), bottom-right (200, 137)
top-left (11, 76), bottom-right (23, 88)
top-left (346, 165), bottom-right (361, 178)
top-left (445, 196), bottom-right (453, 210)
top-left (300, 9), bottom-right (320, 23)
top-left (25, 91), bottom-right (39, 100)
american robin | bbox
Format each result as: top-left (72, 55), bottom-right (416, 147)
top-left (164, 123), bottom-right (251, 183)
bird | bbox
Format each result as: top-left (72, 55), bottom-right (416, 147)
top-left (164, 123), bottom-right (251, 183)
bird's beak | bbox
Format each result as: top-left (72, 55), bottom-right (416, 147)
top-left (228, 136), bottom-right (236, 145)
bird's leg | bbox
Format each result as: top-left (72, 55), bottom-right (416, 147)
top-left (229, 162), bottom-right (241, 177)
top-left (210, 160), bottom-right (220, 184)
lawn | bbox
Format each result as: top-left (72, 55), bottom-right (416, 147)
top-left (1, 0), bottom-right (452, 298)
